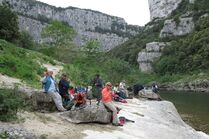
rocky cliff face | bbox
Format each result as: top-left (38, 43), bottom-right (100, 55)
top-left (148, 0), bottom-right (182, 20)
top-left (0, 0), bottom-right (142, 51)
top-left (138, 0), bottom-right (196, 72)
top-left (148, 0), bottom-right (195, 20)
top-left (160, 17), bottom-right (194, 38)
top-left (137, 42), bottom-right (168, 72)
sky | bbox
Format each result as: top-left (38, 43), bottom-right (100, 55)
top-left (37, 0), bottom-right (150, 26)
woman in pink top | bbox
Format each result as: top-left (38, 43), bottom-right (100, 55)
top-left (102, 82), bottom-right (122, 126)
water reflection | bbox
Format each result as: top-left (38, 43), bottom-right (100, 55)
top-left (160, 91), bottom-right (209, 134)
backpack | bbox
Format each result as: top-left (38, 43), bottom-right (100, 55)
top-left (119, 116), bottom-right (135, 125)
top-left (75, 93), bottom-right (86, 107)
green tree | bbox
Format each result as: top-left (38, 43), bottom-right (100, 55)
top-left (41, 20), bottom-right (75, 47)
top-left (0, 4), bottom-right (19, 42)
top-left (17, 31), bottom-right (35, 49)
top-left (82, 39), bottom-right (100, 56)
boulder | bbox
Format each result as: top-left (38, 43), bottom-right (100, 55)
top-left (138, 89), bottom-right (161, 101)
top-left (31, 92), bottom-right (56, 111)
top-left (59, 101), bottom-right (112, 124)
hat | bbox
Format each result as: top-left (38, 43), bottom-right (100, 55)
top-left (105, 82), bottom-right (112, 87)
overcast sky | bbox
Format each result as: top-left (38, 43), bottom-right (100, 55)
top-left (37, 0), bottom-right (150, 26)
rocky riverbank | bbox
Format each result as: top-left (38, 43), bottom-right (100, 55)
top-left (159, 79), bottom-right (209, 93)
top-left (83, 99), bottom-right (209, 139)
top-left (1, 99), bottom-right (208, 139)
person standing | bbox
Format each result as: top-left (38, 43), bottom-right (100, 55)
top-left (42, 70), bottom-right (66, 112)
top-left (92, 74), bottom-right (103, 105)
top-left (102, 82), bottom-right (122, 126)
top-left (58, 74), bottom-right (70, 105)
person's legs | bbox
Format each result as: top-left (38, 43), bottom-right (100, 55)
top-left (48, 92), bottom-right (66, 111)
top-left (124, 90), bottom-right (129, 98)
top-left (96, 87), bottom-right (102, 105)
top-left (104, 102), bottom-right (119, 124)
top-left (120, 91), bottom-right (127, 99)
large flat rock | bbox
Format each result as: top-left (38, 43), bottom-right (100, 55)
top-left (59, 101), bottom-right (112, 124)
top-left (83, 99), bottom-right (209, 139)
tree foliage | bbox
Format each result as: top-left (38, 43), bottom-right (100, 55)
top-left (155, 27), bottom-right (209, 75)
top-left (17, 31), bottom-right (35, 49)
top-left (41, 20), bottom-right (75, 47)
top-left (82, 39), bottom-right (100, 57)
top-left (0, 4), bottom-right (19, 42)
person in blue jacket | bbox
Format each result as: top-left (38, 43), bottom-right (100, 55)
top-left (42, 70), bottom-right (66, 112)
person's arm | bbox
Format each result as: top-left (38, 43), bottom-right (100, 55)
top-left (42, 76), bottom-right (48, 84)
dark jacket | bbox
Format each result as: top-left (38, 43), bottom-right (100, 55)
top-left (93, 77), bottom-right (103, 88)
top-left (58, 79), bottom-right (70, 95)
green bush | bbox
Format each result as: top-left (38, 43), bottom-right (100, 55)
top-left (0, 132), bottom-right (9, 139)
top-left (16, 31), bottom-right (35, 49)
top-left (193, 0), bottom-right (209, 12)
top-left (155, 27), bottom-right (209, 75)
top-left (0, 4), bottom-right (19, 42)
top-left (0, 89), bottom-right (24, 121)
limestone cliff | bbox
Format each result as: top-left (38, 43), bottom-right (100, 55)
top-left (148, 0), bottom-right (182, 20)
top-left (0, 0), bottom-right (142, 51)
top-left (137, 42), bottom-right (169, 72)
top-left (137, 0), bottom-right (197, 72)
top-left (148, 0), bottom-right (195, 20)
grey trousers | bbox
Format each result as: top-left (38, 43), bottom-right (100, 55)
top-left (48, 92), bottom-right (65, 111)
top-left (104, 102), bottom-right (119, 124)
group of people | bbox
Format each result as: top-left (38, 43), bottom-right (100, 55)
top-left (41, 70), bottom-right (159, 126)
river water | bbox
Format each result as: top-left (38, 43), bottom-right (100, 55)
top-left (160, 91), bottom-right (209, 134)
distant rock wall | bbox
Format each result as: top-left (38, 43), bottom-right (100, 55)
top-left (137, 42), bottom-right (168, 72)
top-left (139, 0), bottom-right (197, 72)
top-left (18, 15), bottom-right (46, 42)
top-left (148, 0), bottom-right (182, 20)
top-left (0, 0), bottom-right (142, 51)
top-left (160, 17), bottom-right (194, 38)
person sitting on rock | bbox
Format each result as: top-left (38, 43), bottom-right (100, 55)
top-left (152, 83), bottom-right (159, 93)
top-left (113, 83), bottom-right (126, 99)
top-left (69, 86), bottom-right (75, 100)
top-left (42, 70), bottom-right (66, 112)
top-left (133, 84), bottom-right (145, 96)
top-left (74, 85), bottom-right (87, 108)
top-left (102, 82), bottom-right (123, 126)
top-left (119, 80), bottom-right (129, 98)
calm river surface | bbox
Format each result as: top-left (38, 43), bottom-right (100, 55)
top-left (160, 91), bottom-right (209, 134)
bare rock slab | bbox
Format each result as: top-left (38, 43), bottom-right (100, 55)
top-left (59, 102), bottom-right (112, 124)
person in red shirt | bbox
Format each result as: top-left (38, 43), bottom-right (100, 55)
top-left (102, 82), bottom-right (122, 126)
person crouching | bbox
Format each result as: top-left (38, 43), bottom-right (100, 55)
top-left (102, 82), bottom-right (122, 126)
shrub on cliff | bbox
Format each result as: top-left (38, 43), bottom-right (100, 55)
top-left (0, 4), bottom-right (19, 42)
top-left (41, 20), bottom-right (76, 47)
top-left (155, 27), bottom-right (209, 75)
